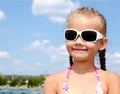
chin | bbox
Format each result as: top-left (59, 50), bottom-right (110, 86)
top-left (72, 54), bottom-right (88, 61)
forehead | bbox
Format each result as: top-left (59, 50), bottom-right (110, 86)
top-left (67, 15), bottom-right (101, 32)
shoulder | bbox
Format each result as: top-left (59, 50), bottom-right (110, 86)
top-left (100, 70), bottom-right (120, 93)
top-left (100, 70), bottom-right (120, 83)
top-left (44, 71), bottom-right (66, 93)
top-left (101, 70), bottom-right (120, 82)
top-left (45, 71), bottom-right (66, 84)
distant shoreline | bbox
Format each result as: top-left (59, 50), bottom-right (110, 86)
top-left (0, 85), bottom-right (43, 89)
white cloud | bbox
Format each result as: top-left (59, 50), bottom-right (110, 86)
top-left (42, 39), bottom-right (50, 44)
top-left (33, 32), bottom-right (45, 37)
top-left (0, 51), bottom-right (10, 59)
top-left (25, 39), bottom-right (68, 62)
top-left (29, 40), bottom-right (42, 49)
top-left (111, 52), bottom-right (120, 58)
top-left (32, 0), bottom-right (80, 23)
top-left (106, 52), bottom-right (120, 64)
top-left (49, 16), bottom-right (66, 23)
top-left (0, 10), bottom-right (6, 21)
top-left (106, 52), bottom-right (120, 74)
top-left (35, 62), bottom-right (41, 66)
top-left (25, 39), bottom-right (50, 51)
top-left (13, 59), bottom-right (25, 65)
top-left (46, 44), bottom-right (68, 62)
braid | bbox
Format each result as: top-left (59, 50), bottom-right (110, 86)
top-left (99, 49), bottom-right (106, 71)
top-left (69, 55), bottom-right (73, 66)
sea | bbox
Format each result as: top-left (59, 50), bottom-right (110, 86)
top-left (0, 88), bottom-right (43, 94)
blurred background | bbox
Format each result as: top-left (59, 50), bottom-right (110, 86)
top-left (0, 0), bottom-right (120, 75)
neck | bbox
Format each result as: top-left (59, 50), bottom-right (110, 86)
top-left (71, 60), bottom-right (95, 74)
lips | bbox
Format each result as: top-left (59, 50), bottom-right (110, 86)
top-left (72, 47), bottom-right (88, 52)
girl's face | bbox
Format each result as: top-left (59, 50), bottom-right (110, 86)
top-left (66, 15), bottom-right (107, 62)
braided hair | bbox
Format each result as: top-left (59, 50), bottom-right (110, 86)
top-left (99, 49), bottom-right (106, 70)
top-left (69, 55), bottom-right (73, 66)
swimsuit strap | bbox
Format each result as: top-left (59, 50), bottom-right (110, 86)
top-left (62, 66), bottom-right (72, 92)
top-left (66, 66), bottom-right (72, 80)
top-left (94, 66), bottom-right (101, 81)
top-left (94, 66), bottom-right (104, 94)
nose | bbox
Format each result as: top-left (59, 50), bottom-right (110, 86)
top-left (74, 35), bottom-right (84, 45)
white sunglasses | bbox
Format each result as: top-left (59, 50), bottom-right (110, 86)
top-left (64, 29), bottom-right (103, 42)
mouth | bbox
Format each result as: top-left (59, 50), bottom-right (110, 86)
top-left (72, 48), bottom-right (88, 52)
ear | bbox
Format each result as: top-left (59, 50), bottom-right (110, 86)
top-left (99, 37), bottom-right (108, 51)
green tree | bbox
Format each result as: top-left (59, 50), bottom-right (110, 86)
top-left (20, 77), bottom-right (26, 85)
top-left (38, 75), bottom-right (45, 86)
top-left (9, 76), bottom-right (19, 86)
top-left (27, 76), bottom-right (45, 88)
top-left (28, 77), bottom-right (39, 87)
top-left (0, 74), bottom-right (7, 86)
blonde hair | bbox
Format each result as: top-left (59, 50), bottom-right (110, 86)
top-left (67, 7), bottom-right (107, 36)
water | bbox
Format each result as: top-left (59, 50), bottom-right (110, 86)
top-left (0, 88), bottom-right (43, 94)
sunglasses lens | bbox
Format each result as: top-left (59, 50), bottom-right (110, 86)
top-left (82, 31), bottom-right (97, 41)
top-left (65, 30), bottom-right (77, 40)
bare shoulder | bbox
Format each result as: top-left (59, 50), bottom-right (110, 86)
top-left (44, 71), bottom-right (66, 94)
top-left (100, 70), bottom-right (120, 94)
top-left (45, 71), bottom-right (66, 84)
top-left (101, 70), bottom-right (120, 82)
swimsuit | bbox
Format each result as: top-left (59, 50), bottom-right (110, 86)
top-left (62, 66), bottom-right (104, 94)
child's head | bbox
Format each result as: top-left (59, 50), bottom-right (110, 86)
top-left (65, 7), bottom-right (108, 70)
top-left (67, 7), bottom-right (107, 36)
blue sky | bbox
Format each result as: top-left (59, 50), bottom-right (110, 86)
top-left (0, 0), bottom-right (120, 75)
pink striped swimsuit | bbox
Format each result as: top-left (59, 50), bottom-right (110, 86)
top-left (62, 66), bottom-right (104, 94)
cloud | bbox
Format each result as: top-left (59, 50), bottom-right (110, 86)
top-left (25, 39), bottom-right (50, 51)
top-left (33, 32), bottom-right (46, 37)
top-left (49, 16), bottom-right (66, 23)
top-left (0, 51), bottom-right (10, 59)
top-left (13, 59), bottom-right (26, 65)
top-left (25, 39), bottom-right (68, 62)
top-left (45, 44), bottom-right (68, 62)
top-left (106, 52), bottom-right (120, 64)
top-left (106, 52), bottom-right (120, 74)
top-left (0, 10), bottom-right (6, 21)
top-left (35, 62), bottom-right (41, 66)
top-left (32, 0), bottom-right (80, 23)
top-left (110, 52), bottom-right (120, 58)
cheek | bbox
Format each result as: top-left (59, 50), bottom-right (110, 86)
top-left (87, 43), bottom-right (99, 54)
top-left (66, 42), bottom-right (73, 53)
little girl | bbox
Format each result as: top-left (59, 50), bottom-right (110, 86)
top-left (44, 7), bottom-right (120, 94)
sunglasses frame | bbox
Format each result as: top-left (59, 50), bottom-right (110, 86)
top-left (64, 29), bottom-right (104, 42)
